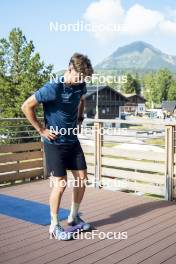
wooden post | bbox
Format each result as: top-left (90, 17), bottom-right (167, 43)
top-left (41, 138), bottom-right (47, 179)
top-left (94, 122), bottom-right (103, 189)
top-left (173, 125), bottom-right (176, 200)
top-left (165, 125), bottom-right (176, 201)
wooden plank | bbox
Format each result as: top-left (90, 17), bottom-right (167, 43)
top-left (125, 181), bottom-right (164, 196)
top-left (94, 122), bottom-right (102, 188)
top-left (102, 147), bottom-right (165, 162)
top-left (103, 168), bottom-right (164, 185)
top-left (0, 151), bottom-right (42, 163)
top-left (0, 142), bottom-right (42, 153)
top-left (165, 125), bottom-right (175, 201)
top-left (162, 255), bottom-right (176, 264)
top-left (102, 157), bottom-right (165, 174)
top-left (102, 176), bottom-right (164, 195)
top-left (87, 159), bottom-right (164, 182)
top-left (85, 155), bottom-right (94, 164)
top-left (82, 145), bottom-right (94, 154)
top-left (87, 165), bottom-right (165, 185)
top-left (87, 165), bottom-right (165, 196)
top-left (42, 145), bottom-right (47, 180)
top-left (87, 165), bottom-right (94, 175)
top-left (0, 160), bottom-right (43, 173)
top-left (0, 168), bottom-right (43, 183)
top-left (140, 244), bottom-right (176, 264)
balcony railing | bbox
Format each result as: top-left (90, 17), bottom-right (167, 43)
top-left (0, 117), bottom-right (175, 200)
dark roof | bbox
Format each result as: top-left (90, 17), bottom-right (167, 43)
top-left (85, 85), bottom-right (106, 97)
top-left (122, 93), bottom-right (146, 102)
top-left (85, 85), bottom-right (128, 100)
top-left (161, 101), bottom-right (176, 113)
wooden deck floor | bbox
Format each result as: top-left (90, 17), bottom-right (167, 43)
top-left (0, 179), bottom-right (176, 264)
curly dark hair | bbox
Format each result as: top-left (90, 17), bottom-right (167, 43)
top-left (69, 53), bottom-right (94, 78)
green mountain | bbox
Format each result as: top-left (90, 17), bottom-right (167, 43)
top-left (95, 41), bottom-right (176, 72)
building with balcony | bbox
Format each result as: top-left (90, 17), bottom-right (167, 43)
top-left (84, 86), bottom-right (146, 118)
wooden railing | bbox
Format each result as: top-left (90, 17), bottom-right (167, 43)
top-left (0, 118), bottom-right (45, 184)
top-left (0, 118), bottom-right (176, 200)
top-left (165, 125), bottom-right (176, 201)
top-left (83, 145), bottom-right (165, 196)
top-left (82, 120), bottom-right (165, 197)
top-left (0, 142), bottom-right (44, 183)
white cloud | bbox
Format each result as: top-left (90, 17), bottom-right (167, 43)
top-left (159, 20), bottom-right (176, 35)
top-left (83, 0), bottom-right (176, 42)
top-left (83, 0), bottom-right (125, 42)
top-left (84, 0), bottom-right (124, 24)
top-left (124, 4), bottom-right (164, 35)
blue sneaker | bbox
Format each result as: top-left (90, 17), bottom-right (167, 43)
top-left (68, 214), bottom-right (91, 231)
top-left (49, 224), bottom-right (72, 240)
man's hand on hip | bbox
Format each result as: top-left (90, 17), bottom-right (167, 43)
top-left (39, 128), bottom-right (58, 141)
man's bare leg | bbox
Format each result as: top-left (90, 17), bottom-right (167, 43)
top-left (68, 169), bottom-right (88, 223)
top-left (49, 176), bottom-right (67, 226)
top-left (49, 175), bottom-right (72, 240)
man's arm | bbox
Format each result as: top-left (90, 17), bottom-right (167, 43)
top-left (21, 95), bottom-right (56, 141)
top-left (77, 96), bottom-right (85, 133)
top-left (78, 96), bottom-right (85, 120)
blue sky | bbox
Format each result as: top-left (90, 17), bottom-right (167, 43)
top-left (1, 0), bottom-right (176, 71)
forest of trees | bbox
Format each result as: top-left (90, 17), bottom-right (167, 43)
top-left (143, 70), bottom-right (176, 108)
top-left (121, 70), bottom-right (176, 108)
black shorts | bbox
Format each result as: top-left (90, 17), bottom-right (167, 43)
top-left (43, 141), bottom-right (87, 177)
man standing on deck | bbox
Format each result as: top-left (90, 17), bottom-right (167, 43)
top-left (21, 53), bottom-right (94, 240)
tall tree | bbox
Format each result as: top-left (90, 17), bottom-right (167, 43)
top-left (143, 69), bottom-right (176, 108)
top-left (122, 73), bottom-right (141, 94)
top-left (155, 69), bottom-right (172, 102)
top-left (0, 28), bottom-right (53, 118)
top-left (143, 73), bottom-right (158, 108)
top-left (168, 80), bottom-right (176, 101)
